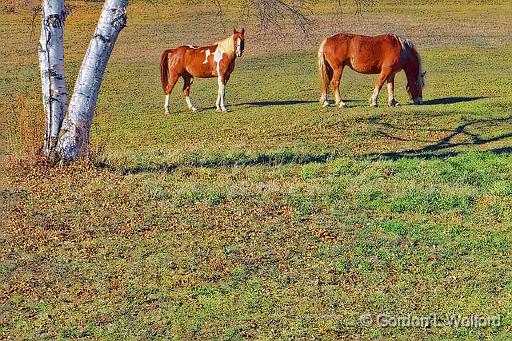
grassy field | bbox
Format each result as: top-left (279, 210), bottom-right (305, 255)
top-left (1, 0), bottom-right (512, 339)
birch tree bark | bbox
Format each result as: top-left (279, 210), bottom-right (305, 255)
top-left (38, 0), bottom-right (68, 156)
top-left (56, 0), bottom-right (128, 161)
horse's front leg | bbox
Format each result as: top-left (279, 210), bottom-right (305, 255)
top-left (386, 74), bottom-right (399, 107)
top-left (216, 74), bottom-right (228, 112)
top-left (371, 69), bottom-right (391, 107)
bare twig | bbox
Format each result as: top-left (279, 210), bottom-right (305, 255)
top-left (354, 0), bottom-right (375, 15)
top-left (244, 0), bottom-right (313, 35)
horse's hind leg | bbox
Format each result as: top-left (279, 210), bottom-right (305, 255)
top-left (332, 66), bottom-right (347, 108)
top-left (182, 73), bottom-right (197, 112)
top-left (320, 63), bottom-right (333, 107)
top-left (164, 73), bottom-right (180, 114)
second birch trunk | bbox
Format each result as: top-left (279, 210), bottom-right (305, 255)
top-left (57, 0), bottom-right (128, 161)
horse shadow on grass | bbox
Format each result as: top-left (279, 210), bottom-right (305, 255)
top-left (97, 115), bottom-right (512, 174)
top-left (241, 100), bottom-right (318, 107)
top-left (200, 100), bottom-right (317, 111)
top-left (202, 99), bottom-right (364, 110)
top-left (194, 97), bottom-right (485, 112)
top-left (239, 96), bottom-right (487, 108)
top-left (422, 96), bottom-right (488, 105)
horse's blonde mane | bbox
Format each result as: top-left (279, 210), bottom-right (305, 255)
top-left (397, 36), bottom-right (425, 87)
top-left (216, 34), bottom-right (235, 55)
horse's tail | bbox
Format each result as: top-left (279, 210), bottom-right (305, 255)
top-left (160, 49), bottom-right (173, 93)
top-left (318, 39), bottom-right (331, 100)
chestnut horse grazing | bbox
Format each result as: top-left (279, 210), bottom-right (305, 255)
top-left (160, 29), bottom-right (245, 113)
top-left (318, 33), bottom-right (425, 108)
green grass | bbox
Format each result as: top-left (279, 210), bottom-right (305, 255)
top-left (1, 1), bottom-right (512, 339)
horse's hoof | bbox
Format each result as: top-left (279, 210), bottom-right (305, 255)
top-left (190, 107), bottom-right (197, 112)
top-left (322, 102), bottom-right (330, 107)
top-left (389, 99), bottom-right (400, 107)
top-left (339, 102), bottom-right (347, 108)
top-left (371, 104), bottom-right (378, 108)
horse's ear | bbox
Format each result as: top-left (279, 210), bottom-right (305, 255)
top-left (241, 28), bottom-right (245, 35)
top-left (233, 28), bottom-right (237, 34)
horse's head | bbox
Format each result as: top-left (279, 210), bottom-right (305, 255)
top-left (233, 28), bottom-right (245, 57)
top-left (402, 40), bottom-right (425, 104)
top-left (406, 70), bottom-right (426, 104)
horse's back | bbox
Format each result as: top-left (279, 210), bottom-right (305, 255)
top-left (163, 45), bottom-right (216, 77)
top-left (323, 33), bottom-right (402, 74)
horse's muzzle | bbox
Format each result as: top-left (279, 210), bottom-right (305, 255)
top-left (414, 98), bottom-right (423, 105)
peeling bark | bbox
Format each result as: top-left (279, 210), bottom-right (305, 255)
top-left (38, 0), bottom-right (68, 156)
top-left (56, 0), bottom-right (127, 161)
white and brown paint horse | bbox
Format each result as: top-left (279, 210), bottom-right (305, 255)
top-left (160, 29), bottom-right (245, 113)
top-left (318, 33), bottom-right (425, 107)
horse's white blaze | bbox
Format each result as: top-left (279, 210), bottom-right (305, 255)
top-left (236, 38), bottom-right (242, 56)
top-left (203, 49), bottom-right (211, 64)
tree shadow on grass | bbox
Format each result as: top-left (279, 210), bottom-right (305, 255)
top-left (364, 115), bottom-right (512, 160)
top-left (97, 115), bottom-right (512, 174)
top-left (96, 149), bottom-right (340, 175)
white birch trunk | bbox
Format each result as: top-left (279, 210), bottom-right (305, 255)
top-left (38, 0), bottom-right (68, 156)
top-left (56, 0), bottom-right (127, 161)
